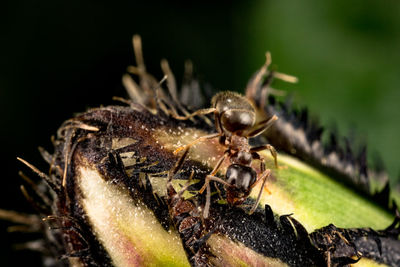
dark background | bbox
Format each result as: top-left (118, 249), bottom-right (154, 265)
top-left (1, 1), bottom-right (400, 266)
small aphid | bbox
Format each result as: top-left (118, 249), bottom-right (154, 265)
top-left (172, 91), bottom-right (279, 218)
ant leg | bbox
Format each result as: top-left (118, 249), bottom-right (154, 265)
top-left (325, 251), bottom-right (331, 267)
top-left (168, 148), bottom-right (189, 182)
top-left (204, 183), bottom-right (211, 219)
top-left (249, 169), bottom-right (271, 215)
top-left (176, 170), bottom-right (195, 198)
top-left (247, 115), bottom-right (278, 138)
top-left (197, 151), bottom-right (229, 218)
top-left (249, 156), bottom-right (271, 194)
top-left (250, 144), bottom-right (279, 168)
top-left (173, 132), bottom-right (221, 154)
top-left (167, 148), bottom-right (190, 199)
top-left (201, 175), bottom-right (232, 218)
top-left (198, 152), bottom-right (229, 194)
top-left (173, 111), bottom-right (224, 154)
top-left (199, 175), bottom-right (231, 194)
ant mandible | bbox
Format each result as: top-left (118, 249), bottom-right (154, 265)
top-left (171, 53), bottom-right (293, 218)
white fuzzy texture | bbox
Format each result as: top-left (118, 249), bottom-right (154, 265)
top-left (78, 166), bottom-right (189, 267)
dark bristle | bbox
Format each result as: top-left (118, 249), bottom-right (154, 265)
top-left (344, 138), bottom-right (355, 165)
top-left (268, 95), bottom-right (276, 106)
top-left (373, 182), bottom-right (391, 208)
top-left (264, 204), bottom-right (275, 227)
top-left (372, 152), bottom-right (386, 173)
top-left (358, 145), bottom-right (368, 177)
top-left (299, 108), bottom-right (308, 128)
top-left (279, 215), bottom-right (298, 241)
top-left (327, 132), bottom-right (338, 154)
top-left (383, 210), bottom-right (400, 237)
top-left (306, 119), bottom-right (324, 142)
top-left (288, 216), bottom-right (309, 241)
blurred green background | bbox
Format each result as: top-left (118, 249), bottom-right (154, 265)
top-left (1, 0), bottom-right (400, 265)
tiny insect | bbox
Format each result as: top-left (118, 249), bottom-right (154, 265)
top-left (172, 90), bottom-right (279, 218)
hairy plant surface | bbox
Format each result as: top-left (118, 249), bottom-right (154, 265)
top-left (2, 36), bottom-right (400, 267)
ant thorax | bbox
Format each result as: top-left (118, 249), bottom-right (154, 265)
top-left (229, 135), bottom-right (250, 152)
top-left (229, 135), bottom-right (252, 166)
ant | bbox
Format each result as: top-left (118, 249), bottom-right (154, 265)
top-left (170, 53), bottom-right (295, 218)
top-left (172, 92), bottom-right (278, 218)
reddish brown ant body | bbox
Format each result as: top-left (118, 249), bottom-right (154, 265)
top-left (173, 91), bottom-right (279, 218)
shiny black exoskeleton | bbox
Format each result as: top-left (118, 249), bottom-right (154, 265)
top-left (225, 164), bottom-right (257, 205)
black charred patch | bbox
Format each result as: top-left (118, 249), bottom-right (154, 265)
top-left (213, 205), bottom-right (324, 266)
top-left (310, 212), bottom-right (400, 266)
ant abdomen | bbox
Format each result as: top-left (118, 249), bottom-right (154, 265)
top-left (220, 109), bottom-right (255, 133)
top-left (212, 92), bottom-right (256, 133)
top-left (226, 164), bottom-right (257, 192)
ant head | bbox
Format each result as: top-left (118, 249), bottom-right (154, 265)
top-left (225, 164), bottom-right (256, 206)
